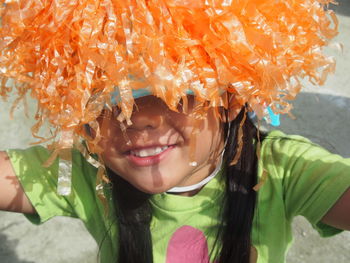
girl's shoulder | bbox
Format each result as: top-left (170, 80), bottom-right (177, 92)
top-left (260, 130), bottom-right (337, 160)
top-left (263, 130), bottom-right (314, 145)
top-left (259, 129), bottom-right (350, 178)
top-left (255, 130), bottom-right (350, 239)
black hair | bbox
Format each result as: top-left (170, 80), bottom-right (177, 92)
top-left (215, 108), bottom-right (262, 262)
top-left (109, 170), bottom-right (153, 263)
top-left (107, 107), bottom-right (263, 263)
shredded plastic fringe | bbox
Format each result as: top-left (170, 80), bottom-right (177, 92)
top-left (0, 0), bottom-right (339, 154)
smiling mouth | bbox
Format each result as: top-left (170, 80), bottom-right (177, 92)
top-left (130, 146), bottom-right (170, 157)
top-left (126, 145), bottom-right (175, 166)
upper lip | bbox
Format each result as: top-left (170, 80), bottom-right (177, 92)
top-left (118, 130), bottom-right (181, 153)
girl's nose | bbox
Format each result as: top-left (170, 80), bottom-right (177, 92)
top-left (127, 97), bottom-right (166, 131)
top-left (129, 111), bottom-right (163, 130)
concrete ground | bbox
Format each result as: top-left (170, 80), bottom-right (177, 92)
top-left (1, 2), bottom-right (349, 262)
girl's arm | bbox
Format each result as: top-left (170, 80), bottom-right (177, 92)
top-left (0, 151), bottom-right (36, 214)
top-left (321, 188), bottom-right (350, 231)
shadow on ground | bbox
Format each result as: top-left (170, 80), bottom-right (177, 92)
top-left (331, 0), bottom-right (350, 17)
top-left (0, 212), bottom-right (99, 263)
top-left (0, 233), bottom-right (34, 263)
top-left (266, 92), bottom-right (350, 158)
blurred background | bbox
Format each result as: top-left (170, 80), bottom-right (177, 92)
top-left (1, 1), bottom-right (349, 262)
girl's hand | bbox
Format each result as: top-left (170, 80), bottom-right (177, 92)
top-left (322, 188), bottom-right (350, 231)
top-left (0, 151), bottom-right (36, 214)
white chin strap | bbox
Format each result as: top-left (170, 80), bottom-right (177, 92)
top-left (166, 154), bottom-right (223, 193)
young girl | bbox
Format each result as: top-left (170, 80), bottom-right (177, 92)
top-left (0, 0), bottom-right (349, 263)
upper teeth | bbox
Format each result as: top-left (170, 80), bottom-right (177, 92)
top-left (131, 146), bottom-right (169, 157)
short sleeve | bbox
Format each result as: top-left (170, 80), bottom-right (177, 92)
top-left (6, 146), bottom-right (98, 225)
top-left (262, 131), bottom-right (350, 237)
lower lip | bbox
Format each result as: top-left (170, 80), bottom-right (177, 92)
top-left (126, 146), bottom-right (175, 167)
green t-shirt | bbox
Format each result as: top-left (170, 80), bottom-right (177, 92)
top-left (7, 131), bottom-right (350, 263)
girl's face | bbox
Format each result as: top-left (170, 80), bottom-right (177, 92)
top-left (98, 96), bottom-right (225, 195)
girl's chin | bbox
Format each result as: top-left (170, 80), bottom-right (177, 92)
top-left (131, 181), bottom-right (175, 194)
top-left (123, 171), bottom-right (182, 194)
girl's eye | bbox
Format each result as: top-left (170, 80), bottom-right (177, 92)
top-left (177, 95), bottom-right (195, 113)
top-left (112, 107), bottom-right (121, 117)
top-left (177, 101), bottom-right (184, 112)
